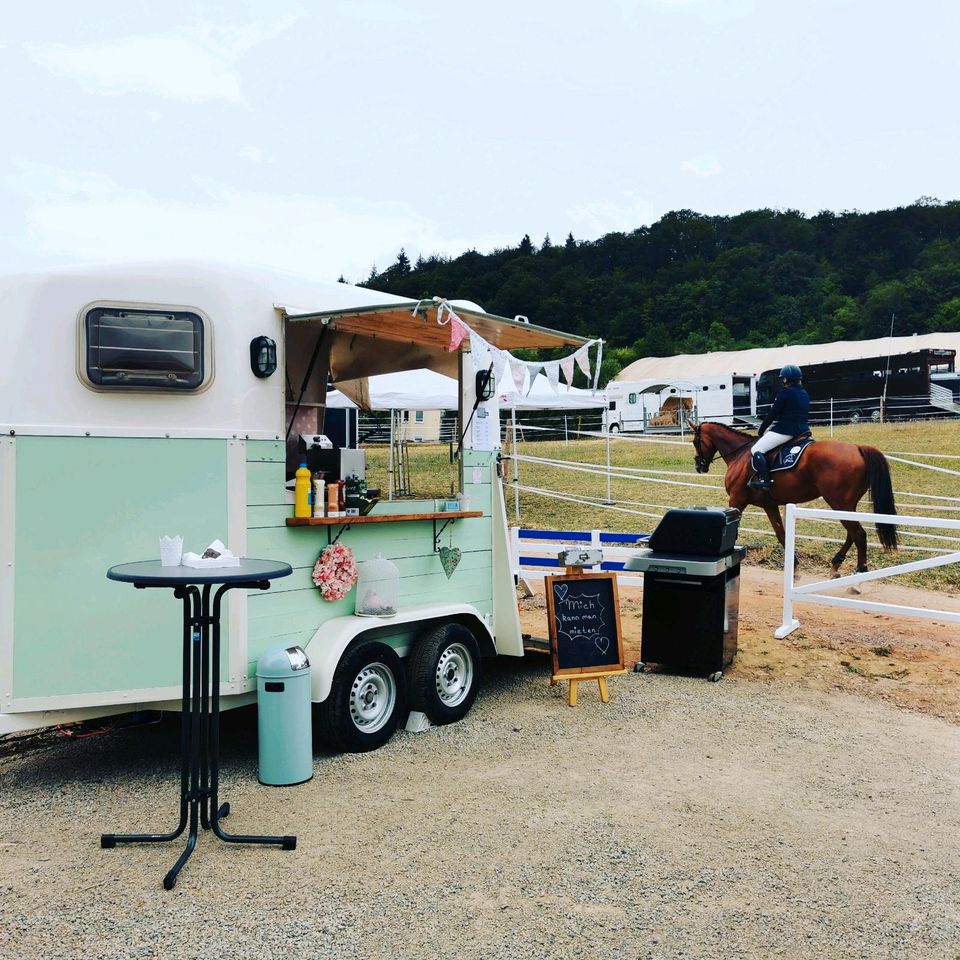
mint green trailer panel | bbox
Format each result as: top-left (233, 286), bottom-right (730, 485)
top-left (243, 443), bottom-right (498, 679)
top-left (12, 437), bottom-right (228, 701)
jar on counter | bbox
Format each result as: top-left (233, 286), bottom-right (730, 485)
top-left (354, 554), bottom-right (399, 617)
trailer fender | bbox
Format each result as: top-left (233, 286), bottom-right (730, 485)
top-left (305, 602), bottom-right (495, 704)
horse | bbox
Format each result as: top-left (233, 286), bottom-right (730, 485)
top-left (691, 421), bottom-right (898, 574)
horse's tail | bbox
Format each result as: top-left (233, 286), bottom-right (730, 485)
top-left (859, 445), bottom-right (898, 550)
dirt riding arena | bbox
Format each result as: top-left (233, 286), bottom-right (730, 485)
top-left (1, 565), bottom-right (958, 960)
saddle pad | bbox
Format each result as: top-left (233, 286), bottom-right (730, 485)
top-left (769, 435), bottom-right (815, 473)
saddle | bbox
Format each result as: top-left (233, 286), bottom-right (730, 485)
top-left (767, 432), bottom-right (814, 473)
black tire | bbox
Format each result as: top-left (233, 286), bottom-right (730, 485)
top-left (609, 423), bottom-right (620, 434)
top-left (408, 623), bottom-right (482, 725)
top-left (848, 409), bottom-right (862, 424)
top-left (316, 640), bottom-right (407, 753)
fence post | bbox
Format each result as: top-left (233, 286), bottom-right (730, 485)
top-left (564, 416), bottom-right (569, 445)
top-left (605, 421), bottom-right (612, 504)
top-left (775, 503), bottom-right (800, 639)
top-left (512, 407), bottom-right (520, 522)
top-left (591, 529), bottom-right (602, 572)
top-left (830, 397), bottom-right (834, 437)
top-left (388, 409), bottom-right (395, 500)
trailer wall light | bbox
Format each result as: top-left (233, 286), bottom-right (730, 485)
top-left (250, 336), bottom-right (277, 378)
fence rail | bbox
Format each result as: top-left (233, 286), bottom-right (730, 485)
top-left (510, 527), bottom-right (647, 587)
top-left (775, 503), bottom-right (960, 639)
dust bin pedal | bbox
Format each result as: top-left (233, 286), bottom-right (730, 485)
top-left (256, 645), bottom-right (314, 785)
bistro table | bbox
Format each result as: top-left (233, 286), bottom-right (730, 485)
top-left (102, 559), bottom-right (295, 890)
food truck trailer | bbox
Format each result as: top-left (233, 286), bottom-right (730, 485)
top-left (0, 262), bottom-right (586, 750)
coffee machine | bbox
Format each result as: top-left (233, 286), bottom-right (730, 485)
top-left (297, 434), bottom-right (366, 487)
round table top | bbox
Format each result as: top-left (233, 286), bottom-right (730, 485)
top-left (107, 558), bottom-right (293, 586)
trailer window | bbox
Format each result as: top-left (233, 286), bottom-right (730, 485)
top-left (84, 306), bottom-right (206, 390)
top-left (628, 393), bottom-right (637, 404)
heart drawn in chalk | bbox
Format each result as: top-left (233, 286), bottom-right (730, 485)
top-left (555, 583), bottom-right (568, 602)
top-left (594, 635), bottom-right (610, 655)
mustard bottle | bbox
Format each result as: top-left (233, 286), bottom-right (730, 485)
top-left (294, 462), bottom-right (312, 518)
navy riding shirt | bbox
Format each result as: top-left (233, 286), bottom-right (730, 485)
top-left (759, 384), bottom-right (810, 437)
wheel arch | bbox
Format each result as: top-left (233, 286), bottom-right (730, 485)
top-left (304, 603), bottom-right (494, 704)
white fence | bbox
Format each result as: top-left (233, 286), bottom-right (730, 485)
top-left (775, 503), bottom-right (960, 638)
top-left (510, 527), bottom-right (645, 588)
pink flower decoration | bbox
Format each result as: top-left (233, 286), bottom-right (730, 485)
top-left (312, 544), bottom-right (358, 601)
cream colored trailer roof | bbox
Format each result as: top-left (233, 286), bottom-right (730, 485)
top-left (617, 332), bottom-right (960, 381)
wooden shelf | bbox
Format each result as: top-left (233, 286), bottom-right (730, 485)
top-left (286, 510), bottom-right (483, 527)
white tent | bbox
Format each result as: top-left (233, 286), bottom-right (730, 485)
top-left (326, 369), bottom-right (607, 411)
top-left (326, 370), bottom-right (455, 411)
top-left (617, 332), bottom-right (960, 381)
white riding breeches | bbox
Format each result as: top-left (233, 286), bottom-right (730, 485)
top-left (751, 431), bottom-right (793, 456)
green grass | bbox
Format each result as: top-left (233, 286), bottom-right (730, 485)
top-left (364, 418), bottom-right (960, 590)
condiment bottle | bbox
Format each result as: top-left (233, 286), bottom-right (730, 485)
top-left (294, 462), bottom-right (312, 518)
top-left (337, 479), bottom-right (346, 515)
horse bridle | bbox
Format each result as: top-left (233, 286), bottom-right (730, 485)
top-left (692, 423), bottom-right (718, 474)
top-left (693, 422), bottom-right (753, 473)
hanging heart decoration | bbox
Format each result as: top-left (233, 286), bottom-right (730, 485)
top-left (438, 545), bottom-right (462, 579)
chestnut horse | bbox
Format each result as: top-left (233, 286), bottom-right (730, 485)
top-left (691, 421), bottom-right (898, 573)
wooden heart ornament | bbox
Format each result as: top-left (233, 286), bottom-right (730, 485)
top-left (439, 545), bottom-right (462, 579)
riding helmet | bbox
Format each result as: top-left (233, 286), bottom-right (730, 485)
top-left (779, 363), bottom-right (803, 381)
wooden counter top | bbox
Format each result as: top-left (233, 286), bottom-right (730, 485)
top-left (286, 510), bottom-right (483, 527)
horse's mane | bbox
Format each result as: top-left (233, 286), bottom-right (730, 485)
top-left (700, 421), bottom-right (757, 441)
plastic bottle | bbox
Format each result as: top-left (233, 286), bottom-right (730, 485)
top-left (294, 462), bottom-right (312, 518)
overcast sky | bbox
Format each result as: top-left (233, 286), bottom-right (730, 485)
top-left (3, 0), bottom-right (956, 282)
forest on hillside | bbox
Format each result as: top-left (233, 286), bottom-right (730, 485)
top-left (356, 200), bottom-right (960, 383)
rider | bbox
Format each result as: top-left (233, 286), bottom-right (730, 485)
top-left (748, 364), bottom-right (811, 490)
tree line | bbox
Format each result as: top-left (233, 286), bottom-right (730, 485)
top-left (354, 199), bottom-right (960, 384)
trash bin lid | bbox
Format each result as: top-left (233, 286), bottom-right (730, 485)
top-left (256, 644), bottom-right (310, 678)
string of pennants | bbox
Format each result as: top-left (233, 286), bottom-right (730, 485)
top-left (421, 297), bottom-right (603, 398)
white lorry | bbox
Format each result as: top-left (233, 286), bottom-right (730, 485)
top-left (603, 375), bottom-right (757, 432)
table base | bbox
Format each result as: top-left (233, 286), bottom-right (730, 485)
top-left (100, 580), bottom-right (297, 889)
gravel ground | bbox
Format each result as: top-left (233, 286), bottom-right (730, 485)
top-left (1, 656), bottom-right (958, 960)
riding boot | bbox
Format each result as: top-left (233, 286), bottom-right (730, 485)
top-left (747, 451), bottom-right (773, 490)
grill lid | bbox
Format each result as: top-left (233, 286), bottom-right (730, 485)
top-left (647, 507), bottom-right (741, 557)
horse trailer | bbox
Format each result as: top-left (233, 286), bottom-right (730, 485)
top-left (0, 262), bottom-right (586, 750)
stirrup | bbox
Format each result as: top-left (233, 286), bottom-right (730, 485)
top-left (748, 475), bottom-right (772, 490)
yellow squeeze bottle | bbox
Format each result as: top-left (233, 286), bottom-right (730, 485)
top-left (294, 462), bottom-right (312, 518)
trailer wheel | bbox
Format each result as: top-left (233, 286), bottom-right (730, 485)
top-left (316, 640), bottom-right (406, 753)
top-left (609, 423), bottom-right (620, 434)
top-left (409, 623), bottom-right (482, 725)
top-left (848, 409), bottom-right (862, 424)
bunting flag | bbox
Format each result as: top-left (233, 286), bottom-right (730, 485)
top-left (491, 347), bottom-right (509, 385)
top-left (574, 344), bottom-right (592, 379)
top-left (592, 340), bottom-right (604, 392)
top-left (447, 315), bottom-right (470, 352)
top-left (524, 362), bottom-right (543, 396)
top-left (430, 295), bottom-right (604, 396)
top-left (510, 358), bottom-right (527, 394)
top-left (469, 330), bottom-right (493, 373)
top-left (544, 360), bottom-right (561, 393)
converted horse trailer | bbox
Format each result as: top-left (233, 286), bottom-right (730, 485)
top-left (0, 263), bottom-right (585, 750)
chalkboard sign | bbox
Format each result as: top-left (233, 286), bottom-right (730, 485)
top-left (546, 572), bottom-right (624, 676)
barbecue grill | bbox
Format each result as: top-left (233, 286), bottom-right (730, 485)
top-left (626, 507), bottom-right (745, 681)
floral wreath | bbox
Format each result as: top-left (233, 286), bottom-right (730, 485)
top-left (311, 543), bottom-right (358, 601)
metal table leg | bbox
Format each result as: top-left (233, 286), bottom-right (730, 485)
top-left (208, 583), bottom-right (296, 851)
top-left (100, 585), bottom-right (197, 852)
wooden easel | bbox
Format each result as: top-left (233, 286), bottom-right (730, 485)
top-left (551, 668), bottom-right (628, 706)
top-left (546, 567), bottom-right (626, 708)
